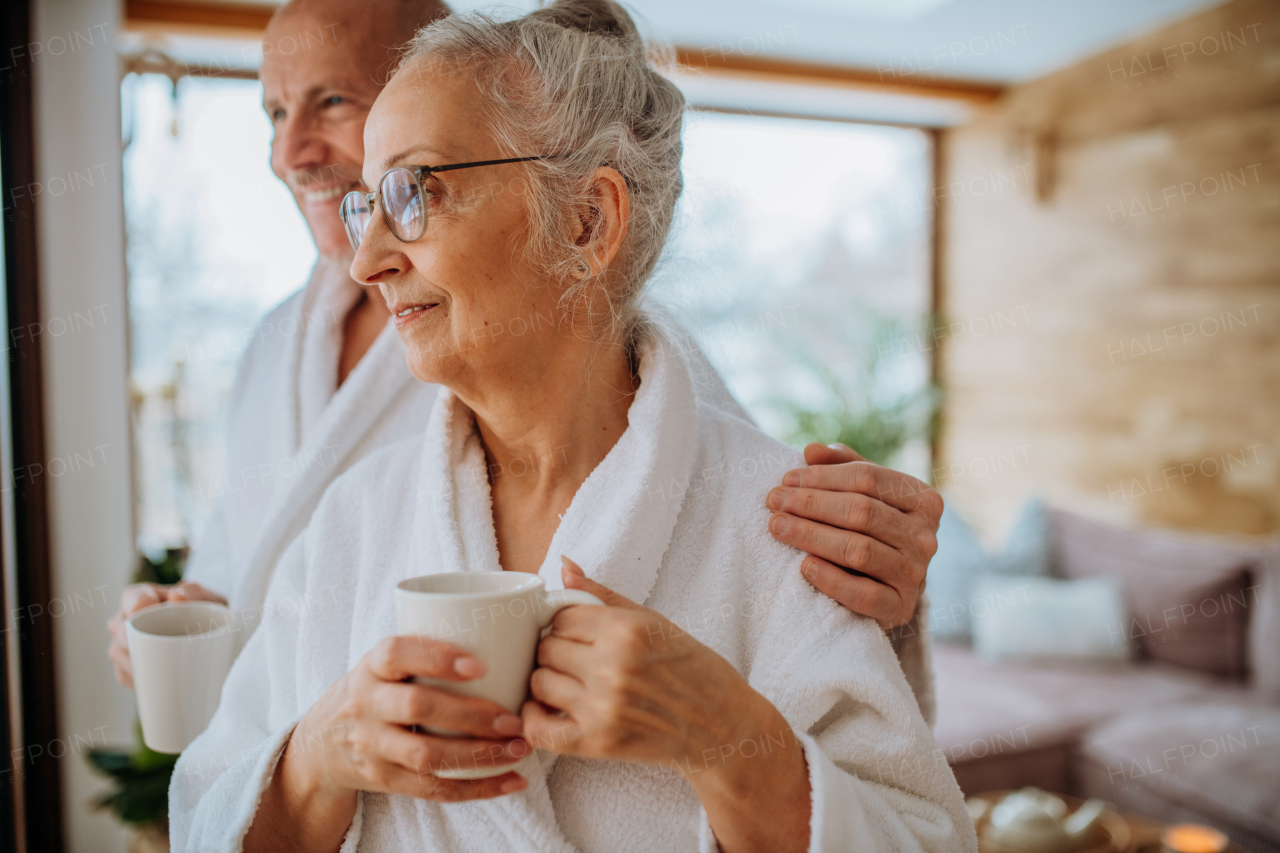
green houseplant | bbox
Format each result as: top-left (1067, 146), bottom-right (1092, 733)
top-left (87, 722), bottom-right (178, 826)
top-left (765, 311), bottom-right (939, 468)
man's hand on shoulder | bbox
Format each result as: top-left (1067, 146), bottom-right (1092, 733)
top-left (765, 443), bottom-right (942, 630)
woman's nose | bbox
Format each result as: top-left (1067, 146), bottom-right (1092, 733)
top-left (349, 214), bottom-right (404, 286)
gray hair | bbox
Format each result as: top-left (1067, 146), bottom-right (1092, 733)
top-left (397, 0), bottom-right (685, 335)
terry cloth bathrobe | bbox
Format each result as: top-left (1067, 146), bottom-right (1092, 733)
top-left (181, 258), bottom-right (439, 631)
top-left (170, 319), bottom-right (973, 853)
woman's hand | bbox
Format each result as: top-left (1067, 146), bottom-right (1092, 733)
top-left (522, 558), bottom-right (754, 766)
top-left (107, 581), bottom-right (227, 689)
top-left (245, 636), bottom-right (530, 853)
top-left (522, 558), bottom-right (810, 853)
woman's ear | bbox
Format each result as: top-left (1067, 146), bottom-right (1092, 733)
top-left (573, 205), bottom-right (600, 247)
top-left (575, 166), bottom-right (629, 274)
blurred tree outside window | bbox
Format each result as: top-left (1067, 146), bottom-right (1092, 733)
top-left (653, 112), bottom-right (935, 478)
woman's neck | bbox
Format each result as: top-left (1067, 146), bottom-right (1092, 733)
top-left (461, 330), bottom-right (639, 574)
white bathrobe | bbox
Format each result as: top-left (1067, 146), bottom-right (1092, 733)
top-left (181, 259), bottom-right (439, 631)
top-left (170, 320), bottom-right (973, 853)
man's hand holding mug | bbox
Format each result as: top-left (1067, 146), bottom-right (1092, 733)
top-left (107, 581), bottom-right (228, 689)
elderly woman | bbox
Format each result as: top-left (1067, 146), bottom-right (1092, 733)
top-left (171, 2), bottom-right (973, 851)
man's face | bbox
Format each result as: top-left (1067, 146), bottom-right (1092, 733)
top-left (261, 11), bottom-right (386, 259)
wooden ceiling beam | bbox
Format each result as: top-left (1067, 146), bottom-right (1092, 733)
top-left (123, 0), bottom-right (1006, 103)
top-left (123, 0), bottom-right (275, 36)
top-left (672, 47), bottom-right (1004, 104)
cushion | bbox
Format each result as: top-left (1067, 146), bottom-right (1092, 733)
top-left (924, 504), bottom-right (986, 643)
top-left (1252, 541), bottom-right (1280, 700)
top-left (926, 498), bottom-right (1051, 643)
top-left (971, 576), bottom-right (1130, 664)
top-left (931, 643), bottom-right (1223, 789)
top-left (1048, 509), bottom-right (1256, 679)
top-left (992, 498), bottom-right (1051, 577)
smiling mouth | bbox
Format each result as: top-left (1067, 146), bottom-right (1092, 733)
top-left (301, 184), bottom-right (358, 205)
top-left (392, 302), bottom-right (441, 327)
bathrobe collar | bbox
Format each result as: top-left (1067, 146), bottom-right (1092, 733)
top-left (233, 304), bottom-right (419, 629)
top-left (415, 324), bottom-right (701, 608)
top-left (294, 259), bottom-right (366, 449)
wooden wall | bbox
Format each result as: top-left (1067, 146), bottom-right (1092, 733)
top-left (937, 0), bottom-right (1279, 540)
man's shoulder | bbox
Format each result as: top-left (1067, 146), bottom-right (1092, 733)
top-left (264, 286), bottom-right (309, 320)
top-left (225, 288), bottom-right (307, 396)
top-left (243, 288), bottom-right (309, 361)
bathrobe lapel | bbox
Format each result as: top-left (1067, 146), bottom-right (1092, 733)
top-left (534, 333), bottom-right (700, 605)
top-left (233, 321), bottom-right (420, 628)
top-left (417, 388), bottom-right (503, 578)
top-left (413, 331), bottom-right (700, 604)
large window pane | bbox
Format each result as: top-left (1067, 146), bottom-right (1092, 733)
top-left (653, 112), bottom-right (934, 476)
top-left (123, 73), bottom-right (315, 553)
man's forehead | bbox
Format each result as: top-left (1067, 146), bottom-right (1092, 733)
top-left (262, 0), bottom-right (431, 88)
top-left (260, 28), bottom-right (379, 96)
top-left (263, 0), bottom-right (357, 47)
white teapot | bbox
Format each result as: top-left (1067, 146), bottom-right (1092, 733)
top-left (981, 788), bottom-right (1107, 853)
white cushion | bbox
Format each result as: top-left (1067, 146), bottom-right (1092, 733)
top-left (971, 576), bottom-right (1132, 664)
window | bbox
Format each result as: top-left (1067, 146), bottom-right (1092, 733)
top-left (122, 73), bottom-right (315, 554)
top-left (122, 77), bottom-right (934, 554)
top-left (655, 111), bottom-right (934, 478)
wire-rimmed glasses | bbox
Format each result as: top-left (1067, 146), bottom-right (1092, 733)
top-left (339, 156), bottom-right (549, 252)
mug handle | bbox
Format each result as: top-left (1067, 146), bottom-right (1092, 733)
top-left (538, 589), bottom-right (604, 628)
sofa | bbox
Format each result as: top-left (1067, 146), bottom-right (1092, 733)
top-left (925, 506), bottom-right (1280, 853)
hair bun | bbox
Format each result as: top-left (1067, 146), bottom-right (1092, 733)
top-left (534, 0), bottom-right (639, 42)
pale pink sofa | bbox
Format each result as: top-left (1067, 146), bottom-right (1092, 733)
top-left (930, 511), bottom-right (1279, 852)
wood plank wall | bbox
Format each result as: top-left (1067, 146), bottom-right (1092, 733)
top-left (937, 0), bottom-right (1279, 539)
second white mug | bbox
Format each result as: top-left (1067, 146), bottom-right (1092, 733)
top-left (394, 571), bottom-right (602, 779)
top-left (127, 601), bottom-right (238, 754)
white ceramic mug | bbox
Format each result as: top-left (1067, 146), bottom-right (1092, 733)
top-left (395, 571), bottom-right (603, 779)
top-left (126, 601), bottom-right (237, 754)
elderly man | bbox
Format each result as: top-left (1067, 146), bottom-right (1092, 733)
top-left (107, 0), bottom-right (942, 713)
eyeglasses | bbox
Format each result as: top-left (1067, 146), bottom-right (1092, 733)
top-left (339, 156), bottom-right (548, 252)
